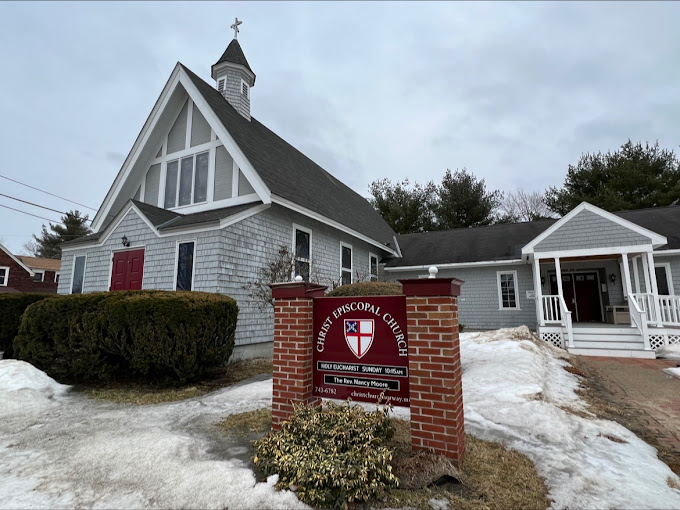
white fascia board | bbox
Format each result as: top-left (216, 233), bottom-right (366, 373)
top-left (93, 64), bottom-right (183, 231)
top-left (522, 202), bottom-right (667, 255)
top-left (533, 244), bottom-right (654, 260)
top-left (0, 244), bottom-right (35, 275)
top-left (99, 202), bottom-right (160, 245)
top-left (652, 249), bottom-right (680, 257)
top-left (178, 70), bottom-right (271, 205)
top-left (271, 194), bottom-right (398, 257)
top-left (383, 258), bottom-right (525, 272)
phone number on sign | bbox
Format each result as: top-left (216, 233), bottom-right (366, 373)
top-left (314, 386), bottom-right (337, 395)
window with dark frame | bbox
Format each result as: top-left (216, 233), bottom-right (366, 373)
top-left (176, 242), bottom-right (195, 291)
top-left (341, 245), bottom-right (352, 286)
top-left (499, 272), bottom-right (517, 309)
top-left (71, 256), bottom-right (86, 294)
top-left (294, 229), bottom-right (311, 281)
top-left (369, 254), bottom-right (379, 282)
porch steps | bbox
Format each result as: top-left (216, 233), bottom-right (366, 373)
top-left (568, 326), bottom-right (655, 359)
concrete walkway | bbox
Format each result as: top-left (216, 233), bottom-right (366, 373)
top-left (575, 356), bottom-right (680, 475)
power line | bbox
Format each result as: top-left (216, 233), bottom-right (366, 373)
top-left (0, 193), bottom-right (67, 216)
top-left (0, 203), bottom-right (61, 224)
top-left (0, 173), bottom-right (97, 211)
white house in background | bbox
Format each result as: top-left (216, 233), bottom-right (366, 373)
top-left (386, 202), bottom-right (680, 359)
top-left (58, 34), bottom-right (399, 359)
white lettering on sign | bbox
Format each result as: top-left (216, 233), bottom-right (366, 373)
top-left (382, 313), bottom-right (408, 356)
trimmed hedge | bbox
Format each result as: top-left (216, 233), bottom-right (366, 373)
top-left (326, 281), bottom-right (402, 297)
top-left (13, 290), bottom-right (238, 383)
top-left (0, 293), bottom-right (53, 358)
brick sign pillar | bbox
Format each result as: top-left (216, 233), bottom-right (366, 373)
top-left (399, 276), bottom-right (465, 466)
top-left (270, 281), bottom-right (327, 429)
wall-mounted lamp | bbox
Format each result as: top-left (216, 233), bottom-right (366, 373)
top-left (541, 276), bottom-right (546, 285)
top-left (609, 273), bottom-right (616, 283)
top-left (121, 235), bottom-right (130, 247)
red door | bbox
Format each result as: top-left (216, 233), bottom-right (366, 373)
top-left (550, 274), bottom-right (577, 317)
top-left (110, 249), bottom-right (145, 291)
top-left (574, 273), bottom-right (602, 322)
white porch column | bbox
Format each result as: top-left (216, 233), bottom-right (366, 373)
top-left (554, 257), bottom-right (564, 301)
top-left (621, 252), bottom-right (634, 301)
top-left (554, 257), bottom-right (574, 348)
top-left (647, 251), bottom-right (663, 327)
top-left (632, 256), bottom-right (641, 294)
top-left (641, 253), bottom-right (652, 294)
top-left (533, 257), bottom-right (544, 326)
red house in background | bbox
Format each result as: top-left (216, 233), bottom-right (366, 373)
top-left (0, 244), bottom-right (59, 294)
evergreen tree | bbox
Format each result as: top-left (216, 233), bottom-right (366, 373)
top-left (434, 168), bottom-right (502, 229)
top-left (368, 178), bottom-right (437, 234)
top-left (545, 140), bottom-right (680, 215)
top-left (25, 210), bottom-right (92, 259)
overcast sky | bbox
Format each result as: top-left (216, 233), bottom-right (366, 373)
top-left (1, 1), bottom-right (679, 254)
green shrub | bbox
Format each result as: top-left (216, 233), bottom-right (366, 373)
top-left (326, 281), bottom-right (402, 297)
top-left (253, 400), bottom-right (399, 509)
top-left (0, 293), bottom-right (55, 358)
top-left (13, 290), bottom-right (238, 383)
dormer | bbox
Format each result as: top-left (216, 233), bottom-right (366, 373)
top-left (211, 38), bottom-right (256, 121)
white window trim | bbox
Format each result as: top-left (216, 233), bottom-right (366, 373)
top-left (70, 255), bottom-right (87, 295)
top-left (497, 270), bottom-right (520, 310)
top-left (0, 266), bottom-right (9, 286)
top-left (654, 262), bottom-right (674, 295)
top-left (54, 272), bottom-right (60, 284)
top-left (292, 224), bottom-right (312, 280)
top-left (174, 239), bottom-right (197, 291)
top-left (340, 241), bottom-right (353, 285)
top-left (369, 253), bottom-right (379, 282)
top-left (241, 79), bottom-right (249, 99)
top-left (33, 271), bottom-right (45, 283)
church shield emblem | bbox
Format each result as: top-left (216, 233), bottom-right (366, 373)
top-left (344, 319), bottom-right (375, 359)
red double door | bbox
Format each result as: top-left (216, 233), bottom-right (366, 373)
top-left (110, 249), bottom-right (145, 291)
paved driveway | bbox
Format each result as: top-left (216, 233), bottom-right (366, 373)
top-left (574, 356), bottom-right (680, 475)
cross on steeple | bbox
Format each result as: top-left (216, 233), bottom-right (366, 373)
top-left (231, 17), bottom-right (242, 39)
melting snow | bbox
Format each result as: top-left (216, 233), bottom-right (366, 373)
top-left (1, 329), bottom-right (679, 509)
top-left (657, 343), bottom-right (680, 360)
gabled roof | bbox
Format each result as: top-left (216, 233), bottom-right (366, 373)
top-left (17, 256), bottom-right (61, 272)
top-left (212, 39), bottom-right (255, 81)
top-left (0, 243), bottom-right (35, 275)
top-left (62, 200), bottom-right (267, 247)
top-left (181, 64), bottom-right (398, 249)
top-left (386, 204), bottom-right (680, 269)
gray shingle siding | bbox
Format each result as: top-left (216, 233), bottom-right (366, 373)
top-left (59, 204), bottom-right (384, 348)
top-left (386, 264), bottom-right (537, 330)
top-left (534, 209), bottom-right (651, 252)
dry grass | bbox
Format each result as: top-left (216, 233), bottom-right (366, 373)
top-left (564, 365), bottom-right (586, 377)
top-left (217, 408), bottom-right (272, 437)
top-left (82, 358), bottom-right (273, 405)
top-left (667, 476), bottom-right (680, 490)
top-left (597, 432), bottom-right (628, 444)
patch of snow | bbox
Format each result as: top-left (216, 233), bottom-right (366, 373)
top-left (429, 496), bottom-right (450, 510)
top-left (461, 327), bottom-right (680, 509)
top-left (657, 343), bottom-right (680, 360)
top-left (664, 367), bottom-right (680, 380)
top-left (0, 360), bottom-right (71, 413)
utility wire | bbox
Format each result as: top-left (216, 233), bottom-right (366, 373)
top-left (0, 193), bottom-right (66, 216)
top-left (0, 203), bottom-right (62, 224)
top-left (0, 173), bottom-right (97, 211)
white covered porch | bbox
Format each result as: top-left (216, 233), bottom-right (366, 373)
top-left (532, 249), bottom-right (680, 358)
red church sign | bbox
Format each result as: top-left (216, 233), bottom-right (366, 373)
top-left (312, 296), bottom-right (410, 407)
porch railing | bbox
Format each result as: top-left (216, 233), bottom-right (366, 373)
top-left (631, 293), bottom-right (680, 326)
top-left (541, 295), bottom-right (573, 348)
top-left (628, 296), bottom-right (651, 350)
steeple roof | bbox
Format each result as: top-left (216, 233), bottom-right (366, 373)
top-left (212, 39), bottom-right (255, 79)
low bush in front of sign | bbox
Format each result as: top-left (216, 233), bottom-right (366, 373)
top-left (0, 293), bottom-right (53, 359)
top-left (253, 399), bottom-right (399, 509)
top-left (12, 290), bottom-right (238, 383)
top-left (326, 281), bottom-right (402, 297)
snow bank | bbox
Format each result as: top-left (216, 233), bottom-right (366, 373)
top-left (0, 360), bottom-right (70, 412)
top-left (664, 367), bottom-right (680, 380)
top-left (461, 327), bottom-right (680, 509)
top-left (657, 343), bottom-right (680, 360)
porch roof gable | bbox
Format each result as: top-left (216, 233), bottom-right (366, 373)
top-left (522, 202), bottom-right (667, 256)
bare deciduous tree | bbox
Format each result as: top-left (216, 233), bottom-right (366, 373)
top-left (498, 189), bottom-right (555, 223)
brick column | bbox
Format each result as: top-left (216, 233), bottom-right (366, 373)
top-left (399, 277), bottom-right (465, 465)
top-left (270, 281), bottom-right (327, 429)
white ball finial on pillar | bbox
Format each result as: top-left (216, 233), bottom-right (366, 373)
top-left (294, 275), bottom-right (303, 282)
top-left (428, 266), bottom-right (439, 279)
